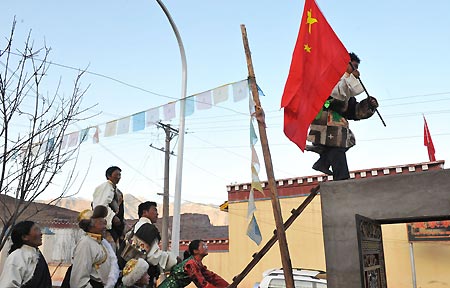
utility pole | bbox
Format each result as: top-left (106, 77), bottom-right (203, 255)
top-left (150, 121), bottom-right (178, 252)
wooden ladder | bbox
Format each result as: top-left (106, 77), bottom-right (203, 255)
top-left (228, 185), bottom-right (321, 288)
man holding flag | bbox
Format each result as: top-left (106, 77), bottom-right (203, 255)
top-left (306, 53), bottom-right (379, 180)
top-left (281, 0), bottom-right (379, 180)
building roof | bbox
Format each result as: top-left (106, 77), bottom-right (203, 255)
top-left (0, 194), bottom-right (80, 228)
top-left (227, 160), bottom-right (445, 202)
top-left (126, 213), bottom-right (228, 240)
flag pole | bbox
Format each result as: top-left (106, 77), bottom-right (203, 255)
top-left (349, 62), bottom-right (386, 127)
top-left (240, 24), bottom-right (295, 288)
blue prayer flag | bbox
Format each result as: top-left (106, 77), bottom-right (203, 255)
top-left (133, 112), bottom-right (145, 132)
top-left (185, 97), bottom-right (195, 117)
top-left (247, 215), bottom-right (262, 245)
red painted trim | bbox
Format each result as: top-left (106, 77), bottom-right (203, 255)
top-left (228, 161), bottom-right (445, 202)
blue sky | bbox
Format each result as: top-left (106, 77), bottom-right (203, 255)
top-left (2, 1), bottom-right (450, 205)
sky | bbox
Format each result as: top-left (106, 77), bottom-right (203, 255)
top-left (2, 1), bottom-right (450, 206)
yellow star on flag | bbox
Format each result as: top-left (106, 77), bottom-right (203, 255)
top-left (304, 44), bottom-right (311, 53)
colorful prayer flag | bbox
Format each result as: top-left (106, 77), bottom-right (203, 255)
top-left (281, 0), bottom-right (349, 151)
top-left (163, 102), bottom-right (176, 120)
top-left (249, 94), bottom-right (256, 116)
top-left (93, 126), bottom-right (100, 143)
top-left (247, 190), bottom-right (256, 218)
top-left (196, 91), bottom-right (212, 110)
top-left (213, 85), bottom-right (229, 104)
top-left (185, 97), bottom-right (195, 117)
top-left (117, 118), bottom-right (130, 135)
top-left (68, 131), bottom-right (79, 147)
top-left (117, 117), bottom-right (130, 135)
top-left (61, 134), bottom-right (69, 149)
top-left (46, 138), bottom-right (55, 155)
top-left (132, 112), bottom-right (145, 132)
top-left (104, 121), bottom-right (117, 137)
top-left (80, 128), bottom-right (89, 143)
top-left (248, 104), bottom-right (262, 245)
top-left (146, 108), bottom-right (160, 127)
top-left (247, 215), bottom-right (262, 245)
top-left (233, 80), bottom-right (249, 102)
top-left (257, 84), bottom-right (265, 97)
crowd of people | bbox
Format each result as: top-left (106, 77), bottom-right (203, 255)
top-left (0, 166), bottom-right (229, 288)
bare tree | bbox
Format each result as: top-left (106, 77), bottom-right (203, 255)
top-left (0, 20), bottom-right (92, 251)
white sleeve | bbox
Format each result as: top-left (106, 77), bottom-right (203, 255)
top-left (145, 239), bottom-right (178, 272)
top-left (70, 240), bottom-right (93, 288)
top-left (93, 183), bottom-right (115, 229)
top-left (102, 240), bottom-right (120, 288)
top-left (331, 73), bottom-right (364, 101)
top-left (0, 253), bottom-right (25, 288)
top-left (343, 73), bottom-right (364, 96)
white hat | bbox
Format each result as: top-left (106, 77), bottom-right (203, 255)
top-left (122, 258), bottom-right (149, 286)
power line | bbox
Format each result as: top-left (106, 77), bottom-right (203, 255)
top-left (382, 97), bottom-right (450, 107)
top-left (188, 132), bottom-right (298, 178)
top-left (96, 141), bottom-right (164, 189)
top-left (0, 53), bottom-right (174, 100)
top-left (181, 108), bottom-right (450, 131)
top-left (382, 91), bottom-right (450, 101)
top-left (182, 132), bottom-right (450, 151)
top-left (1, 54), bottom-right (249, 118)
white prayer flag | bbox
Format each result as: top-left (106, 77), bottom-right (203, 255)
top-left (247, 190), bottom-right (256, 218)
top-left (146, 108), bottom-right (160, 126)
top-left (196, 91), bottom-right (212, 110)
top-left (233, 80), bottom-right (249, 102)
top-left (213, 85), bottom-right (229, 104)
top-left (117, 117), bottom-right (130, 135)
top-left (163, 102), bottom-right (176, 120)
top-left (61, 135), bottom-right (68, 150)
top-left (68, 131), bottom-right (79, 147)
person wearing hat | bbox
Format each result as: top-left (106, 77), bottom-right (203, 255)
top-left (69, 205), bottom-right (120, 288)
top-left (0, 221), bottom-right (52, 287)
top-left (120, 258), bottom-right (150, 288)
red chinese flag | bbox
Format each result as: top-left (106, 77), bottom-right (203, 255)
top-left (281, 0), bottom-right (349, 151)
top-left (423, 116), bottom-right (436, 161)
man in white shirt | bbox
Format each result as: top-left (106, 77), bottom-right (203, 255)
top-left (92, 166), bottom-right (125, 250)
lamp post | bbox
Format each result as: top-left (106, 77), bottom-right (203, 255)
top-left (154, 0), bottom-right (187, 257)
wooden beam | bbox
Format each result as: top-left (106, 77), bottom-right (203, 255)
top-left (229, 185), bottom-right (320, 287)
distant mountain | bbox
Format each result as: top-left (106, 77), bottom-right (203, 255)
top-left (42, 194), bottom-right (228, 226)
top-left (49, 197), bottom-right (92, 213)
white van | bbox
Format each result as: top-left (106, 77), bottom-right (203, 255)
top-left (257, 268), bottom-right (327, 288)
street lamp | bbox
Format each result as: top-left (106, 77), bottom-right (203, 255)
top-left (154, 0), bottom-right (187, 257)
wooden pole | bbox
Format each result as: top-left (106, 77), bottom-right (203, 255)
top-left (229, 186), bottom-right (320, 288)
top-left (240, 24), bottom-right (295, 288)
